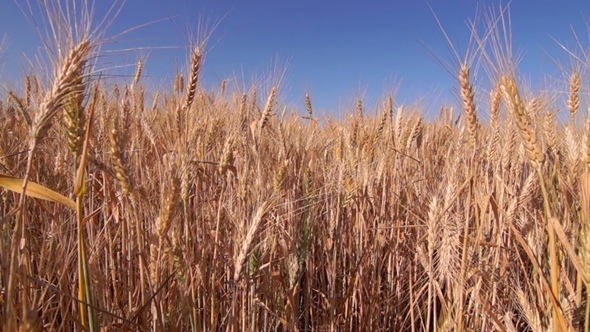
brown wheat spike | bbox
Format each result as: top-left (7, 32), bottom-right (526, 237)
top-left (150, 171), bottom-right (179, 326)
top-left (219, 135), bottom-right (235, 176)
top-left (459, 64), bottom-right (478, 145)
top-left (140, 112), bottom-right (159, 153)
top-left (305, 157), bottom-right (314, 196)
top-left (33, 40), bottom-right (91, 143)
top-left (170, 227), bottom-right (186, 287)
top-left (544, 111), bottom-right (557, 152)
top-left (406, 117), bottom-right (422, 151)
top-left (487, 85), bottom-right (502, 166)
top-left (259, 87), bottom-right (277, 134)
top-left (305, 93), bottom-right (313, 117)
top-left (335, 129), bottom-right (344, 162)
top-left (180, 157), bottom-right (193, 204)
top-left (349, 113), bottom-right (360, 162)
top-left (119, 88), bottom-right (132, 137)
top-left (25, 75), bottom-right (31, 108)
top-left (113, 82), bottom-right (120, 101)
top-left (564, 127), bottom-right (580, 174)
top-left (135, 85), bottom-right (145, 114)
top-left (239, 93), bottom-right (248, 131)
top-left (174, 73), bottom-right (184, 94)
top-left (500, 76), bottom-right (545, 170)
top-left (375, 108), bottom-right (388, 144)
top-left (356, 99), bottom-right (363, 119)
top-left (568, 72), bottom-right (580, 122)
top-left (30, 74), bottom-right (39, 96)
top-left (156, 173), bottom-right (179, 242)
top-left (250, 85), bottom-right (258, 114)
top-left (8, 90), bottom-right (32, 126)
top-left (490, 82), bottom-right (501, 130)
top-left (182, 47), bottom-right (202, 111)
top-left (147, 92), bottom-right (157, 115)
top-left (205, 118), bottom-right (223, 152)
top-left (515, 288), bottom-right (543, 332)
top-left (394, 106), bottom-right (403, 148)
top-left (234, 202), bottom-right (271, 282)
top-left (386, 95), bottom-right (393, 120)
top-left (133, 59), bottom-right (143, 86)
top-left (273, 159), bottom-right (288, 193)
top-left (109, 127), bottom-right (132, 196)
top-left (220, 80), bottom-right (226, 96)
top-left (370, 108), bottom-right (388, 163)
top-left (62, 86), bottom-right (85, 156)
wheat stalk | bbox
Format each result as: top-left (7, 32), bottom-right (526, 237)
top-left (501, 74), bottom-right (562, 332)
top-left (6, 38), bottom-right (93, 332)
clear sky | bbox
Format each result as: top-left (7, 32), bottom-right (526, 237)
top-left (1, 1), bottom-right (589, 117)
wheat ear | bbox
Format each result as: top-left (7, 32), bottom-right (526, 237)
top-left (234, 202), bottom-right (271, 282)
top-left (34, 40), bottom-right (91, 143)
top-left (459, 64), bottom-right (478, 146)
top-left (305, 93), bottom-right (313, 118)
top-left (568, 72), bottom-right (580, 124)
top-left (133, 59), bottom-right (143, 86)
top-left (258, 87), bottom-right (277, 135)
top-left (182, 47), bottom-right (202, 112)
top-left (500, 76), bottom-right (544, 170)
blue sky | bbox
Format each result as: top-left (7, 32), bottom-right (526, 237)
top-left (1, 1), bottom-right (589, 117)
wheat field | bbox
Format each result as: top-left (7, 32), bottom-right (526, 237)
top-left (1, 3), bottom-right (590, 332)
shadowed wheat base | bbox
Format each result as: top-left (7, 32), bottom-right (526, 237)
top-left (3, 7), bottom-right (590, 332)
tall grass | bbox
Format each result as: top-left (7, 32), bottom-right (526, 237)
top-left (2, 2), bottom-right (590, 332)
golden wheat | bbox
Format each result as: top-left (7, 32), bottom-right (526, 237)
top-left (3, 4), bottom-right (590, 332)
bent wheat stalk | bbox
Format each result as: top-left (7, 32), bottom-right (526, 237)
top-left (500, 75), bottom-right (561, 332)
top-left (5, 39), bottom-right (93, 331)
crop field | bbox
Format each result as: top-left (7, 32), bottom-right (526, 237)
top-left (1, 2), bottom-right (590, 332)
